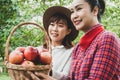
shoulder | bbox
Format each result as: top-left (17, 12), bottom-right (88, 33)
top-left (98, 31), bottom-right (120, 43)
top-left (52, 46), bottom-right (74, 53)
top-left (102, 31), bottom-right (118, 38)
top-left (65, 47), bottom-right (74, 52)
top-left (96, 31), bottom-right (120, 49)
top-left (102, 31), bottom-right (120, 42)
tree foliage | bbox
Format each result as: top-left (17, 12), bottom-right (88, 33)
top-left (0, 0), bottom-right (18, 59)
top-left (0, 0), bottom-right (120, 60)
top-left (103, 0), bottom-right (120, 36)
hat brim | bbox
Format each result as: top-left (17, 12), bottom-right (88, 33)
top-left (43, 6), bottom-right (79, 41)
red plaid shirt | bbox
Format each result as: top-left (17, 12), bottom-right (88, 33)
top-left (70, 26), bottom-right (120, 80)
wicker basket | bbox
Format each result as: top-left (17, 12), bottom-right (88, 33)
top-left (4, 22), bottom-right (52, 80)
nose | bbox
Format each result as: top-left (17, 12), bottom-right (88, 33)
top-left (71, 11), bottom-right (79, 20)
top-left (53, 24), bottom-right (58, 31)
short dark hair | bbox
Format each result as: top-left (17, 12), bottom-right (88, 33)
top-left (85, 0), bottom-right (105, 22)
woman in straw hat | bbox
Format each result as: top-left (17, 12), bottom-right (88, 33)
top-left (37, 6), bottom-right (79, 80)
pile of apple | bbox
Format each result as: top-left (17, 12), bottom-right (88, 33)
top-left (8, 46), bottom-right (52, 66)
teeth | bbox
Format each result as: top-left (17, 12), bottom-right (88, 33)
top-left (74, 21), bottom-right (80, 25)
top-left (75, 21), bottom-right (79, 24)
top-left (51, 33), bottom-right (58, 37)
top-left (74, 20), bottom-right (82, 25)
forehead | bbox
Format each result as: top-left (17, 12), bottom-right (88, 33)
top-left (53, 20), bottom-right (66, 23)
top-left (50, 19), bottom-right (67, 25)
top-left (70, 0), bottom-right (87, 8)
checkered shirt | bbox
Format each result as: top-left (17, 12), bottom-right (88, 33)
top-left (70, 31), bottom-right (120, 80)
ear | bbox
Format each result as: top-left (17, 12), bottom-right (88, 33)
top-left (93, 6), bottom-right (99, 16)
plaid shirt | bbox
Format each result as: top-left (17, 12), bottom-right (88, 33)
top-left (70, 30), bottom-right (120, 80)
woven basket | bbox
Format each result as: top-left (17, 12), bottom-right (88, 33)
top-left (4, 22), bottom-right (52, 80)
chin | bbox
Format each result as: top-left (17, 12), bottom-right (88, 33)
top-left (75, 25), bottom-right (82, 30)
top-left (76, 24), bottom-right (85, 31)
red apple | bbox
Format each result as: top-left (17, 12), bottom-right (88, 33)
top-left (24, 46), bottom-right (39, 61)
top-left (37, 47), bottom-right (48, 54)
top-left (21, 60), bottom-right (35, 66)
top-left (33, 56), bottom-right (41, 65)
top-left (9, 50), bottom-right (24, 64)
top-left (42, 48), bottom-right (48, 52)
top-left (15, 47), bottom-right (26, 53)
top-left (39, 51), bottom-right (52, 65)
top-left (34, 48), bottom-right (49, 65)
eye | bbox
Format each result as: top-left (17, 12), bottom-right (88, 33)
top-left (77, 7), bottom-right (82, 11)
top-left (58, 24), bottom-right (64, 28)
top-left (70, 9), bottom-right (74, 14)
top-left (49, 22), bottom-right (54, 26)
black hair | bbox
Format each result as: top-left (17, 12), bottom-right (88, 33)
top-left (85, 0), bottom-right (105, 22)
top-left (44, 13), bottom-right (75, 49)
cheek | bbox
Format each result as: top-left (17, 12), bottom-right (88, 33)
top-left (59, 29), bottom-right (68, 35)
top-left (71, 10), bottom-right (85, 20)
top-left (64, 29), bottom-right (70, 36)
top-left (48, 27), bottom-right (51, 35)
top-left (78, 10), bottom-right (86, 18)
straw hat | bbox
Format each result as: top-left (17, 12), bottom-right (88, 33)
top-left (43, 6), bottom-right (79, 41)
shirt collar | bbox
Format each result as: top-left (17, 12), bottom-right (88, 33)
top-left (79, 24), bottom-right (104, 51)
top-left (52, 45), bottom-right (64, 49)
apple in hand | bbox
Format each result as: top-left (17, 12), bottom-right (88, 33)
top-left (21, 60), bottom-right (35, 66)
top-left (39, 50), bottom-right (52, 65)
top-left (9, 50), bottom-right (24, 64)
top-left (24, 46), bottom-right (39, 61)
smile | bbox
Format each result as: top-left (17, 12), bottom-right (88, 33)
top-left (74, 19), bottom-right (82, 25)
top-left (51, 33), bottom-right (58, 37)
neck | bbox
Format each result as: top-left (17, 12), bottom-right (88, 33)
top-left (52, 41), bottom-right (62, 47)
top-left (84, 21), bottom-right (100, 33)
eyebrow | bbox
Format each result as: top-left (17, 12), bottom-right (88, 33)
top-left (58, 22), bottom-right (65, 25)
top-left (70, 4), bottom-right (84, 10)
top-left (75, 4), bottom-right (84, 8)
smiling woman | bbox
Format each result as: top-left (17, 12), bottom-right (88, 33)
top-left (69, 0), bottom-right (120, 80)
top-left (41, 6), bottom-right (79, 80)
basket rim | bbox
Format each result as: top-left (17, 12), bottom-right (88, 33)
top-left (6, 63), bottom-right (52, 71)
